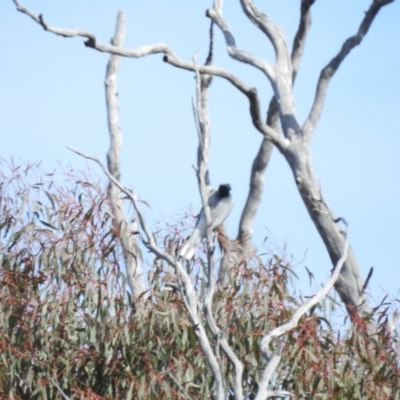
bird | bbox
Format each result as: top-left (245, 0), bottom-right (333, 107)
top-left (180, 184), bottom-right (233, 260)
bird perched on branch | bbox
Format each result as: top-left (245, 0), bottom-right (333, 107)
top-left (180, 184), bottom-right (233, 260)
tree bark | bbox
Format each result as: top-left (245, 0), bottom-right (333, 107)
top-left (283, 137), bottom-right (370, 317)
top-left (105, 11), bottom-right (146, 299)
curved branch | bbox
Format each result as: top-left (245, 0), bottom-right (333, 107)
top-left (261, 236), bottom-right (347, 357)
top-left (13, 0), bottom-right (95, 40)
top-left (239, 0), bottom-right (292, 72)
top-left (303, 0), bottom-right (394, 140)
top-left (48, 375), bottom-right (71, 400)
top-left (254, 356), bottom-right (292, 400)
top-left (206, 6), bottom-right (276, 83)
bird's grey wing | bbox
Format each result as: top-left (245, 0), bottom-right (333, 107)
top-left (179, 209), bottom-right (207, 260)
top-left (180, 191), bottom-right (233, 259)
top-left (210, 197), bottom-right (233, 230)
top-left (207, 191), bottom-right (219, 209)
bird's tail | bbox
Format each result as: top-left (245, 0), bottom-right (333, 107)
top-left (179, 230), bottom-right (202, 260)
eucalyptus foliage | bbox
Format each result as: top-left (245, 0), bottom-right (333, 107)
top-left (0, 160), bottom-right (399, 399)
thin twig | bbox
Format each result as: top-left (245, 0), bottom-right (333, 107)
top-left (167, 370), bottom-right (196, 400)
top-left (362, 267), bottom-right (374, 293)
top-left (48, 376), bottom-right (71, 400)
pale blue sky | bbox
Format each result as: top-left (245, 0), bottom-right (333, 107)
top-left (2, 1), bottom-right (400, 309)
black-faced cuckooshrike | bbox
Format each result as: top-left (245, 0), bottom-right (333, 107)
top-left (180, 184), bottom-right (233, 260)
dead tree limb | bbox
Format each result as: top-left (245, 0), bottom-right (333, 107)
top-left (238, 0), bottom-right (316, 248)
top-left (105, 11), bottom-right (146, 299)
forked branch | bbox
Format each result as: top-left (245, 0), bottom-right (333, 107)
top-left (207, 2), bottom-right (276, 83)
top-left (238, 0), bottom-right (316, 247)
top-left (239, 0), bottom-right (291, 70)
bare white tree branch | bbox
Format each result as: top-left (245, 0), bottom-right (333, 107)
top-left (237, 86), bottom-right (279, 250)
top-left (207, 3), bottom-right (276, 83)
top-left (193, 61), bottom-right (216, 268)
top-left (238, 0), bottom-right (316, 247)
top-left (13, 0), bottom-right (95, 40)
top-left (206, 1), bottom-right (304, 242)
top-left (246, 1), bottom-right (302, 139)
top-left (105, 11), bottom-right (146, 299)
top-left (255, 355), bottom-right (292, 399)
top-left (13, 0), bottom-right (286, 150)
top-left (208, 0), bottom-right (299, 139)
top-left (291, 0), bottom-right (316, 82)
top-left (239, 0), bottom-right (291, 71)
top-left (238, 0), bottom-right (299, 135)
top-left (196, 21), bottom-right (214, 191)
top-left (302, 0), bottom-right (395, 140)
top-left (255, 231), bottom-right (349, 399)
top-left (48, 375), bottom-right (71, 400)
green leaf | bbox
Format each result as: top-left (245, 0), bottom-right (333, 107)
top-left (39, 219), bottom-right (57, 230)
